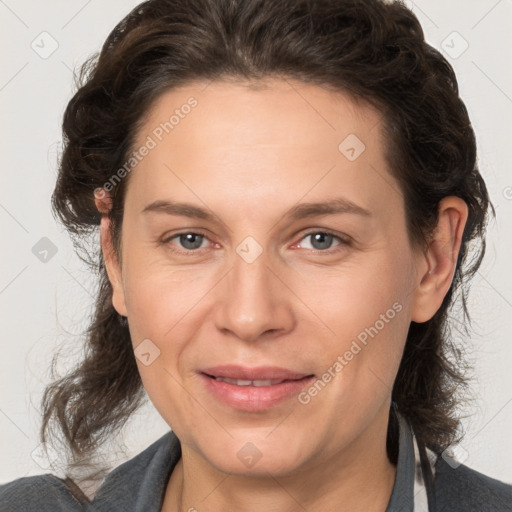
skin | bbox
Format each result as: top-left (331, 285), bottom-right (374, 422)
top-left (95, 78), bottom-right (468, 511)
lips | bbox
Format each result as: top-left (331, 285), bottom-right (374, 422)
top-left (199, 365), bottom-right (315, 411)
top-left (201, 365), bottom-right (311, 382)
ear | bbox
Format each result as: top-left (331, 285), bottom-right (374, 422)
top-left (94, 188), bottom-right (128, 317)
top-left (410, 196), bottom-right (469, 323)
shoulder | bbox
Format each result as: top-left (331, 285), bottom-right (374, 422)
top-left (0, 431), bottom-right (179, 512)
top-left (91, 430), bottom-right (179, 508)
top-left (434, 456), bottom-right (512, 511)
top-left (98, 430), bottom-right (177, 488)
top-left (0, 474), bottom-right (84, 511)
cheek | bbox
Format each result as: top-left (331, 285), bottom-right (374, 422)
top-left (304, 249), bottom-right (413, 395)
top-left (120, 262), bottom-right (208, 427)
top-left (310, 250), bottom-right (410, 332)
top-left (122, 249), bottom-right (210, 338)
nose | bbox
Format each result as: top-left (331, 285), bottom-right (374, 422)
top-left (213, 249), bottom-right (295, 343)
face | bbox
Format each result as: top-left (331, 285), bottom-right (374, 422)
top-left (102, 79), bottom-right (427, 477)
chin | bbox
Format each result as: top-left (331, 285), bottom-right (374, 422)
top-left (196, 433), bottom-right (313, 478)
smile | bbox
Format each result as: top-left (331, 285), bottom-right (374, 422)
top-left (199, 365), bottom-right (315, 411)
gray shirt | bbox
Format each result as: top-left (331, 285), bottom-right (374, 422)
top-left (1, 418), bottom-right (510, 511)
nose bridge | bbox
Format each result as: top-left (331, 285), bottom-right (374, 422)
top-left (213, 244), bottom-right (294, 342)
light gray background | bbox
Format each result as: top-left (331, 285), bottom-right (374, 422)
top-left (1, 0), bottom-right (511, 484)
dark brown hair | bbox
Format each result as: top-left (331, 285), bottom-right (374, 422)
top-left (41, 0), bottom-right (492, 486)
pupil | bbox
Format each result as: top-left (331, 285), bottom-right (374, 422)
top-left (312, 233), bottom-right (333, 250)
top-left (180, 233), bottom-right (203, 250)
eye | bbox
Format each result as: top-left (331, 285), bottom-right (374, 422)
top-left (297, 231), bottom-right (348, 252)
top-left (161, 230), bottom-right (350, 254)
top-left (164, 232), bottom-right (210, 251)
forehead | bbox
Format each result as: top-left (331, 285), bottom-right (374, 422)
top-left (136, 78), bottom-right (381, 150)
top-left (126, 78), bottom-right (400, 219)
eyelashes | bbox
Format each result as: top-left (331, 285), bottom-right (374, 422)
top-left (296, 231), bottom-right (349, 251)
top-left (161, 229), bottom-right (351, 255)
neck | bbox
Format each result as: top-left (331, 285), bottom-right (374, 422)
top-left (163, 412), bottom-right (397, 512)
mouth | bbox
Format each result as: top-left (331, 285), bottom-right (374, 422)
top-left (199, 365), bottom-right (315, 411)
top-left (206, 376), bottom-right (297, 387)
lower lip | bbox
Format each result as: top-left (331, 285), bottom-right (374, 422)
top-left (200, 373), bottom-right (315, 411)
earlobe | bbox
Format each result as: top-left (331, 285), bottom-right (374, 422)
top-left (410, 196), bottom-right (468, 323)
top-left (95, 191), bottom-right (128, 317)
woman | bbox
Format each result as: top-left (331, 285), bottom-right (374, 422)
top-left (1, 0), bottom-right (510, 510)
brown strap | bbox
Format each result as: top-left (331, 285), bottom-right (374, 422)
top-left (61, 477), bottom-right (92, 504)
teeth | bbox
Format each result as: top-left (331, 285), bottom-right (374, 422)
top-left (215, 377), bottom-right (284, 386)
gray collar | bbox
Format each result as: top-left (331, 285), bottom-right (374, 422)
top-left (386, 413), bottom-right (437, 511)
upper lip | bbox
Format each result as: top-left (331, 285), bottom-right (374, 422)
top-left (200, 365), bottom-right (313, 381)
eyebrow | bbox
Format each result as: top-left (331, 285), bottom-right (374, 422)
top-left (141, 197), bottom-right (372, 223)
